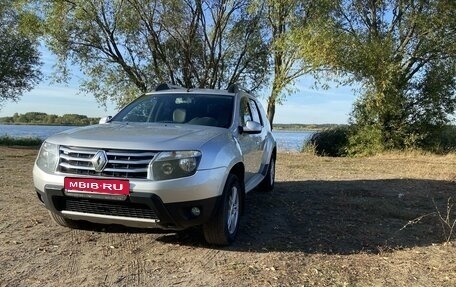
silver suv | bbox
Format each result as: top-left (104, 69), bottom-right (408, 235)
top-left (33, 84), bottom-right (276, 245)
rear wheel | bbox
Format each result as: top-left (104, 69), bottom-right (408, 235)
top-left (203, 174), bottom-right (241, 245)
top-left (49, 211), bottom-right (81, 228)
top-left (259, 155), bottom-right (275, 192)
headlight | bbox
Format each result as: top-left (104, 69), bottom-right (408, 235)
top-left (36, 141), bottom-right (59, 173)
top-left (149, 151), bottom-right (202, 180)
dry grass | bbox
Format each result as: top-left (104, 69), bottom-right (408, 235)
top-left (1, 147), bottom-right (456, 287)
top-left (279, 151), bottom-right (456, 181)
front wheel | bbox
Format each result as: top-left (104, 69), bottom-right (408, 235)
top-left (203, 174), bottom-right (242, 245)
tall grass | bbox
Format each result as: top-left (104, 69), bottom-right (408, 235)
top-left (0, 135), bottom-right (43, 147)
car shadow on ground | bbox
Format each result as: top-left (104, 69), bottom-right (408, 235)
top-left (157, 179), bottom-right (456, 254)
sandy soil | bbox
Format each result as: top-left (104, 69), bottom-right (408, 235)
top-left (1, 147), bottom-right (456, 286)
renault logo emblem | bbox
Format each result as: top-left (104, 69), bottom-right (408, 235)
top-left (91, 150), bottom-right (108, 172)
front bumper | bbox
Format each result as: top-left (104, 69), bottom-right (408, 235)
top-left (36, 185), bottom-right (219, 229)
top-left (33, 164), bottom-right (227, 203)
top-left (33, 164), bottom-right (227, 229)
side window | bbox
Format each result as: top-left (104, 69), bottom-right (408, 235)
top-left (249, 99), bottom-right (262, 125)
top-left (240, 97), bottom-right (252, 126)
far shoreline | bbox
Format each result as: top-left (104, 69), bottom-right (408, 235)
top-left (273, 123), bottom-right (346, 131)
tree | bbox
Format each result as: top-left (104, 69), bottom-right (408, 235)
top-left (299, 0), bottom-right (456, 152)
top-left (0, 0), bottom-right (41, 108)
top-left (260, 0), bottom-right (327, 127)
top-left (22, 0), bottom-right (269, 108)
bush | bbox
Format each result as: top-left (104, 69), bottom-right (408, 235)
top-left (437, 126), bottom-right (456, 152)
top-left (303, 126), bottom-right (350, 157)
top-left (303, 124), bottom-right (456, 157)
top-left (419, 125), bottom-right (456, 153)
top-left (346, 124), bottom-right (385, 156)
top-left (0, 135), bottom-right (43, 146)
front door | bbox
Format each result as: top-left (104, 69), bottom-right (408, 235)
top-left (237, 97), bottom-right (263, 182)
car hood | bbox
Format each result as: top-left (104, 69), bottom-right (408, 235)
top-left (46, 122), bottom-right (227, 150)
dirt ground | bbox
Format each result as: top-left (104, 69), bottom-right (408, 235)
top-left (1, 147), bottom-right (456, 287)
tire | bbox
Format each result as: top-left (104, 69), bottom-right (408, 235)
top-left (49, 211), bottom-right (81, 229)
top-left (203, 174), bottom-right (242, 245)
top-left (259, 154), bottom-right (275, 192)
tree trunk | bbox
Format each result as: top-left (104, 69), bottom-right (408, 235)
top-left (267, 97), bottom-right (276, 129)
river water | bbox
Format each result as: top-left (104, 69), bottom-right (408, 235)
top-left (0, 124), bottom-right (314, 152)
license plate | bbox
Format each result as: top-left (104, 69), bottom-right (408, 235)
top-left (64, 177), bottom-right (130, 196)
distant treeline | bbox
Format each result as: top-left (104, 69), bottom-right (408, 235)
top-left (0, 112), bottom-right (100, 126)
top-left (273, 123), bottom-right (343, 131)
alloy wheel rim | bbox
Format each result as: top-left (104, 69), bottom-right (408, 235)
top-left (227, 186), bottom-right (239, 235)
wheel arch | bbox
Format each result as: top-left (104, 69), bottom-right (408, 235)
top-left (261, 136), bottom-right (277, 166)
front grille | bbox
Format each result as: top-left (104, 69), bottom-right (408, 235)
top-left (54, 197), bottom-right (158, 220)
top-left (57, 146), bottom-right (156, 179)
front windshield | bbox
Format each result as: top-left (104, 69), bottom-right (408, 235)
top-left (112, 93), bottom-right (234, 128)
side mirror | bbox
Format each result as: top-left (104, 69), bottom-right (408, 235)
top-left (241, 120), bottom-right (262, 134)
top-left (99, 116), bottom-right (112, 124)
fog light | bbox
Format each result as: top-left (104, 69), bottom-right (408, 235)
top-left (190, 207), bottom-right (201, 217)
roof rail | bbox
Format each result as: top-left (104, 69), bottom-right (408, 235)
top-left (155, 83), bottom-right (183, 91)
top-left (227, 84), bottom-right (250, 94)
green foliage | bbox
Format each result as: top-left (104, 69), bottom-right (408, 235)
top-left (346, 124), bottom-right (384, 157)
top-left (305, 124), bottom-right (456, 157)
top-left (0, 112), bottom-right (99, 126)
top-left (417, 125), bottom-right (456, 154)
top-left (0, 0), bottom-right (41, 108)
top-left (296, 0), bottom-right (456, 154)
top-left (21, 0), bottom-right (270, 108)
top-left (261, 0), bottom-right (329, 126)
top-left (0, 135), bottom-right (42, 146)
top-left (303, 126), bottom-right (350, 157)
top-left (303, 124), bottom-right (456, 157)
top-left (435, 126), bottom-right (456, 153)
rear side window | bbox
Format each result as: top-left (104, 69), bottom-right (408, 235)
top-left (249, 99), bottom-right (262, 125)
top-left (240, 97), bottom-right (264, 126)
top-left (240, 97), bottom-right (252, 126)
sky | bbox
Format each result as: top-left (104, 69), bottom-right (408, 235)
top-left (0, 47), bottom-right (358, 124)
